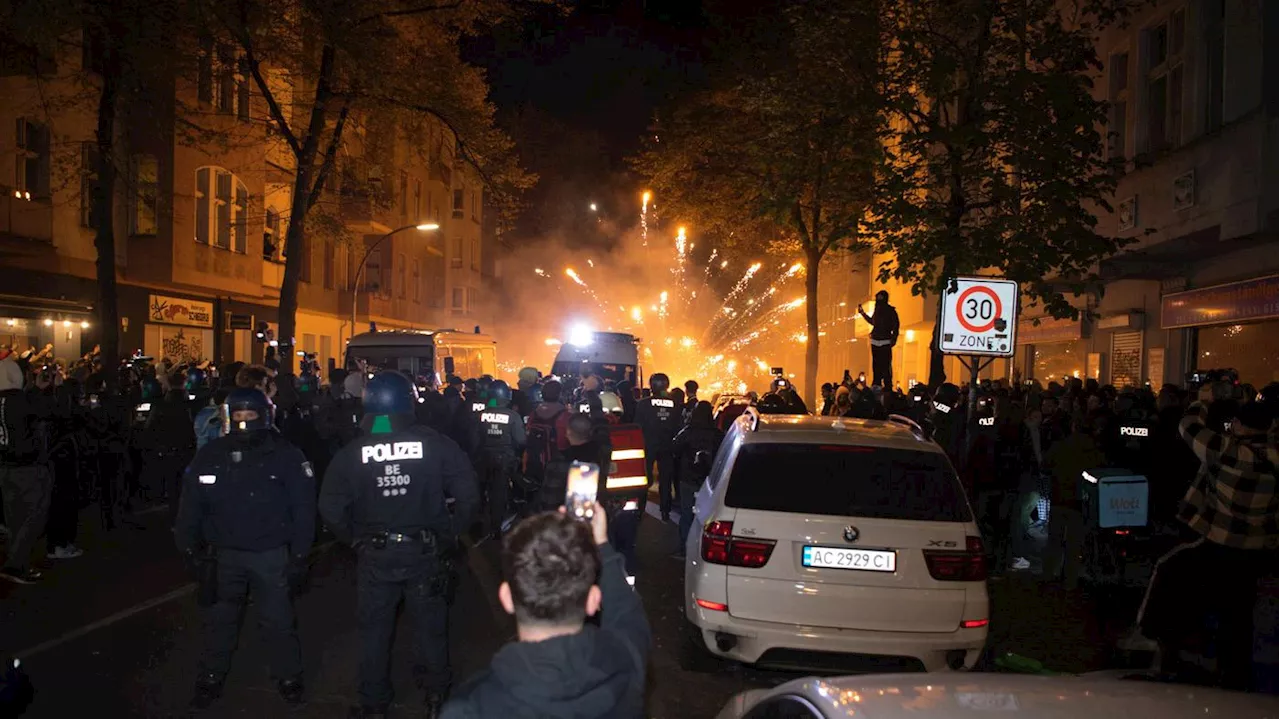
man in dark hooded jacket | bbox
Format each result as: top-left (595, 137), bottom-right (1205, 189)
top-left (671, 401), bottom-right (723, 558)
top-left (442, 509), bottom-right (650, 719)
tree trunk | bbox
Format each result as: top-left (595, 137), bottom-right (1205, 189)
top-left (93, 35), bottom-right (121, 388)
top-left (803, 245), bottom-right (821, 408)
top-left (276, 45), bottom-right (337, 375)
top-left (927, 258), bottom-right (955, 389)
top-left (276, 166), bottom-right (311, 375)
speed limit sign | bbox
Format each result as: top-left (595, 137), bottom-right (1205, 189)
top-left (939, 277), bottom-right (1019, 357)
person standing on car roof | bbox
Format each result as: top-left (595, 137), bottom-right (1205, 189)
top-left (635, 373), bottom-right (682, 523)
top-left (858, 290), bottom-right (900, 390)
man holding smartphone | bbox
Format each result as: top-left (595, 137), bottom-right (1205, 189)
top-left (442, 507), bottom-right (651, 718)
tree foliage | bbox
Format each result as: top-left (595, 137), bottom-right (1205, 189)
top-left (872, 0), bottom-right (1137, 385)
top-left (203, 0), bottom-right (540, 370)
top-left (634, 0), bottom-right (884, 403)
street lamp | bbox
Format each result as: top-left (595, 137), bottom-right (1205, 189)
top-left (350, 223), bottom-right (440, 334)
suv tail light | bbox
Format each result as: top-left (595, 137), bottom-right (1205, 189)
top-left (701, 520), bottom-right (776, 568)
top-left (923, 536), bottom-right (987, 582)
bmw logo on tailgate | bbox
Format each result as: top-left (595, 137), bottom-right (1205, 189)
top-left (842, 526), bottom-right (860, 543)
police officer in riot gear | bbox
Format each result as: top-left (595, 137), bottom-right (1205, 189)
top-left (472, 379), bottom-right (525, 539)
top-left (635, 373), bottom-right (682, 522)
top-left (318, 372), bottom-right (478, 719)
top-left (174, 388), bottom-right (315, 711)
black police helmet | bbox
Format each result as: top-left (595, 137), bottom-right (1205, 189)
top-left (934, 382), bottom-right (960, 406)
top-left (650, 373), bottom-right (670, 393)
top-left (226, 388), bottom-right (272, 433)
top-left (363, 371), bottom-right (417, 416)
top-left (489, 379), bottom-right (512, 405)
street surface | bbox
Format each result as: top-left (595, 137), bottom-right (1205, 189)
top-left (2, 502), bottom-right (1145, 718)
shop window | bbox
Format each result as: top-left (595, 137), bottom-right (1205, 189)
top-left (194, 166), bottom-right (248, 253)
top-left (131, 154), bottom-right (158, 235)
top-left (1109, 331), bottom-right (1142, 388)
top-left (1031, 340), bottom-right (1085, 383)
top-left (1196, 321), bottom-right (1279, 388)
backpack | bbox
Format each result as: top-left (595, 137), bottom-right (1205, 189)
top-left (522, 409), bottom-right (566, 487)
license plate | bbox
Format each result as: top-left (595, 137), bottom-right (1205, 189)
top-left (802, 546), bottom-right (896, 572)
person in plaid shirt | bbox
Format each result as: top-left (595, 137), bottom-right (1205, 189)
top-left (1134, 384), bottom-right (1277, 689)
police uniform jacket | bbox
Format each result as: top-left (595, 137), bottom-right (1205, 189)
top-left (472, 406), bottom-right (526, 457)
top-left (634, 395), bottom-right (681, 454)
top-left (174, 431), bottom-right (316, 556)
top-left (318, 425), bottom-right (479, 546)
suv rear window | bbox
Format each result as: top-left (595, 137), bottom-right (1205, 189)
top-left (723, 443), bottom-right (971, 522)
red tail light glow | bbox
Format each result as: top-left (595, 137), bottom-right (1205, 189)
top-left (961, 619), bottom-right (989, 629)
top-left (700, 520), bottom-right (776, 568)
top-left (923, 536), bottom-right (987, 582)
top-left (695, 597), bottom-right (728, 612)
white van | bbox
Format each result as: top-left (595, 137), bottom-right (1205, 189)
top-left (345, 329), bottom-right (498, 388)
top-left (551, 331), bottom-right (641, 386)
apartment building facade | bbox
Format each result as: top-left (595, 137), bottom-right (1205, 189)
top-left (0, 31), bottom-right (490, 376)
top-left (821, 0), bottom-right (1276, 391)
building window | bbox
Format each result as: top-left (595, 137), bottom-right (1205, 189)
top-left (414, 179), bottom-right (422, 221)
top-left (198, 40), bottom-right (249, 119)
top-left (79, 142), bottom-right (99, 228)
top-left (400, 170), bottom-right (408, 219)
top-left (323, 239), bottom-right (336, 290)
top-left (452, 188), bottom-right (464, 218)
top-left (1203, 0), bottom-right (1224, 132)
top-left (131, 154), bottom-right (158, 235)
top-left (470, 238), bottom-right (479, 271)
top-left (1107, 52), bottom-right (1129, 159)
top-left (365, 248), bottom-right (382, 294)
top-left (451, 237), bottom-right (463, 269)
top-left (1142, 9), bottom-right (1184, 153)
top-left (471, 190), bottom-right (478, 221)
top-left (15, 117), bottom-right (49, 198)
top-left (412, 258), bottom-right (420, 303)
top-left (194, 167), bottom-right (248, 253)
top-left (264, 209), bottom-right (280, 260)
top-left (452, 287), bottom-right (466, 311)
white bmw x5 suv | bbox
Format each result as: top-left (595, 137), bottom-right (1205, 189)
top-left (684, 410), bottom-right (989, 672)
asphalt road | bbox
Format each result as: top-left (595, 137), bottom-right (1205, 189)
top-left (3, 503), bottom-right (1150, 719)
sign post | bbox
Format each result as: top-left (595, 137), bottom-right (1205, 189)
top-left (938, 277), bottom-right (1020, 465)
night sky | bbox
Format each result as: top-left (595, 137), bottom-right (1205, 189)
top-left (467, 0), bottom-right (708, 243)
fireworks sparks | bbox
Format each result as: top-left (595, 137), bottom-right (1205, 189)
top-left (564, 267), bottom-right (585, 286)
top-left (534, 268), bottom-right (548, 277)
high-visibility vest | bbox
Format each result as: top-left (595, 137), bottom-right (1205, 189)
top-left (605, 424), bottom-right (647, 493)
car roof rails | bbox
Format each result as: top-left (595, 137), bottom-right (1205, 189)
top-left (886, 413), bottom-right (927, 440)
top-left (741, 405), bottom-right (762, 432)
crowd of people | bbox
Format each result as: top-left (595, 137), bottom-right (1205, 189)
top-left (1, 344), bottom-right (1274, 713)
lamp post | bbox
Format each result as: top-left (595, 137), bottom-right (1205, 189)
top-left (350, 222), bottom-right (440, 336)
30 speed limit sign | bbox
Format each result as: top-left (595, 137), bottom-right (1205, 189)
top-left (939, 277), bottom-right (1019, 357)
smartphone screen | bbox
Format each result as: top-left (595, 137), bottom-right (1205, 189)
top-left (565, 462), bottom-right (600, 520)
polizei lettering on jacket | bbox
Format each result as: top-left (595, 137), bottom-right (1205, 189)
top-left (651, 398), bottom-right (675, 408)
top-left (481, 412), bottom-right (510, 424)
top-left (1119, 425), bottom-right (1149, 437)
top-left (361, 441), bottom-right (425, 464)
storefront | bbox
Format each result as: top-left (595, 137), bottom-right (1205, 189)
top-left (1162, 276), bottom-right (1279, 388)
top-left (1015, 315), bottom-right (1085, 383)
top-left (143, 293), bottom-right (216, 364)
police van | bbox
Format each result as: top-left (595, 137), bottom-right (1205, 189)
top-left (345, 329), bottom-right (498, 389)
top-left (551, 331), bottom-right (641, 387)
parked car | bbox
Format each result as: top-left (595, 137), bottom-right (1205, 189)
top-left (685, 410), bottom-right (987, 672)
